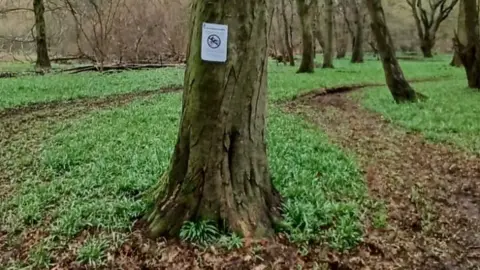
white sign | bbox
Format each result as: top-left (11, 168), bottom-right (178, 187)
top-left (201, 22), bottom-right (228, 63)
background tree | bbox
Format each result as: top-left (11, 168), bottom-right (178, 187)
top-left (296, 0), bottom-right (317, 73)
top-left (406, 0), bottom-right (458, 58)
top-left (365, 0), bottom-right (424, 102)
top-left (350, 0), bottom-right (365, 63)
top-left (455, 0), bottom-right (480, 88)
top-left (313, 2), bottom-right (325, 52)
top-left (323, 0), bottom-right (334, 68)
top-left (33, 0), bottom-right (51, 71)
top-left (281, 0), bottom-right (295, 66)
top-left (146, 0), bottom-right (281, 239)
top-left (450, 0), bottom-right (465, 67)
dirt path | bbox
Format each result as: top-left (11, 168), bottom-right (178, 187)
top-left (284, 90), bottom-right (480, 269)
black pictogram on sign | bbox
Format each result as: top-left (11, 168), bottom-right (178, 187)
top-left (207, 34), bottom-right (221, 49)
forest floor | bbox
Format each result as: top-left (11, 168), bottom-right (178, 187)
top-left (1, 56), bottom-right (480, 269)
top-left (284, 87), bottom-right (480, 269)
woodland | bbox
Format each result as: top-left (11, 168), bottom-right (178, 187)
top-left (0, 0), bottom-right (479, 269)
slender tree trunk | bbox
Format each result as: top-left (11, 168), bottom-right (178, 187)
top-left (365, 0), bottom-right (423, 103)
top-left (456, 0), bottom-right (480, 88)
top-left (323, 0), bottom-right (334, 68)
top-left (451, 0), bottom-right (466, 67)
top-left (33, 0), bottom-right (51, 71)
top-left (313, 4), bottom-right (325, 52)
top-left (146, 0), bottom-right (281, 239)
top-left (296, 0), bottom-right (317, 73)
top-left (281, 0), bottom-right (295, 66)
top-left (351, 1), bottom-right (364, 63)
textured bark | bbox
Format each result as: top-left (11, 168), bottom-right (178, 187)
top-left (456, 0), bottom-right (480, 88)
top-left (351, 0), bottom-right (364, 63)
top-left (406, 0), bottom-right (459, 58)
top-left (451, 0), bottom-right (466, 67)
top-left (365, 0), bottom-right (423, 103)
top-left (146, 0), bottom-right (281, 239)
top-left (281, 0), bottom-right (295, 66)
top-left (296, 0), bottom-right (317, 73)
top-left (33, 0), bottom-right (51, 71)
top-left (323, 0), bottom-right (334, 68)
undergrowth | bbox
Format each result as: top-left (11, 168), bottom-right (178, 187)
top-left (1, 54), bottom-right (466, 268)
top-left (359, 80), bottom-right (480, 154)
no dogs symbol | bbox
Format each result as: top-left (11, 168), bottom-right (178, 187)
top-left (207, 34), bottom-right (221, 49)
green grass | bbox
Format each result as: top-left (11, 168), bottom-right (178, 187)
top-left (2, 54), bottom-right (475, 268)
top-left (0, 93), bottom-right (366, 251)
top-left (0, 67), bottom-right (184, 109)
top-left (0, 55), bottom-right (461, 109)
top-left (359, 80), bottom-right (480, 154)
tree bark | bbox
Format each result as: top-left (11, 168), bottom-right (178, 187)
top-left (365, 0), bottom-right (423, 103)
top-left (33, 0), bottom-right (51, 71)
top-left (323, 0), bottom-right (334, 68)
top-left (296, 0), bottom-right (317, 73)
top-left (313, 3), bottom-right (325, 52)
top-left (456, 0), bottom-right (480, 88)
top-left (281, 0), bottom-right (295, 66)
top-left (351, 0), bottom-right (364, 63)
top-left (146, 0), bottom-right (281, 239)
top-left (451, 0), bottom-right (466, 67)
top-left (420, 37), bottom-right (434, 58)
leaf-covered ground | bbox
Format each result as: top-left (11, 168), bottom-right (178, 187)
top-left (1, 56), bottom-right (478, 269)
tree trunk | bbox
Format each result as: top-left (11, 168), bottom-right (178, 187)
top-left (33, 0), bottom-right (51, 71)
top-left (451, 0), bottom-right (466, 67)
top-left (456, 0), bottom-right (480, 88)
top-left (351, 1), bottom-right (364, 63)
top-left (146, 0), bottom-right (281, 239)
top-left (323, 0), bottom-right (334, 68)
top-left (365, 0), bottom-right (422, 103)
top-left (313, 4), bottom-right (325, 52)
top-left (420, 37), bottom-right (434, 58)
top-left (296, 0), bottom-right (317, 73)
top-left (281, 0), bottom-right (295, 66)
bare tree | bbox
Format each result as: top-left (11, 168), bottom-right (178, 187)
top-left (296, 0), bottom-right (317, 73)
top-left (365, 0), bottom-right (425, 102)
top-left (450, 0), bottom-right (465, 67)
top-left (406, 0), bottom-right (459, 58)
top-left (323, 0), bottom-right (334, 68)
top-left (455, 0), bottom-right (480, 88)
top-left (33, 0), bottom-right (51, 71)
top-left (281, 0), bottom-right (295, 66)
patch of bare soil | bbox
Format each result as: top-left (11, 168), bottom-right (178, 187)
top-left (284, 88), bottom-right (480, 269)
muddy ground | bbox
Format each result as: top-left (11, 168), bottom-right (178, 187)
top-left (1, 83), bottom-right (479, 269)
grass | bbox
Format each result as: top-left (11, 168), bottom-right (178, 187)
top-left (0, 55), bottom-right (461, 109)
top-left (1, 53), bottom-right (476, 268)
top-left (0, 67), bottom-right (184, 109)
top-left (359, 79), bottom-right (480, 154)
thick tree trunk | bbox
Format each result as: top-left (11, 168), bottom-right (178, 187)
top-left (456, 0), bottom-right (480, 88)
top-left (281, 0), bottom-right (295, 66)
top-left (351, 2), bottom-right (364, 63)
top-left (323, 0), bottom-right (334, 68)
top-left (146, 0), bottom-right (281, 239)
top-left (296, 0), bottom-right (317, 73)
top-left (33, 0), bottom-right (51, 71)
top-left (365, 0), bottom-right (423, 103)
top-left (420, 37), bottom-right (434, 58)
